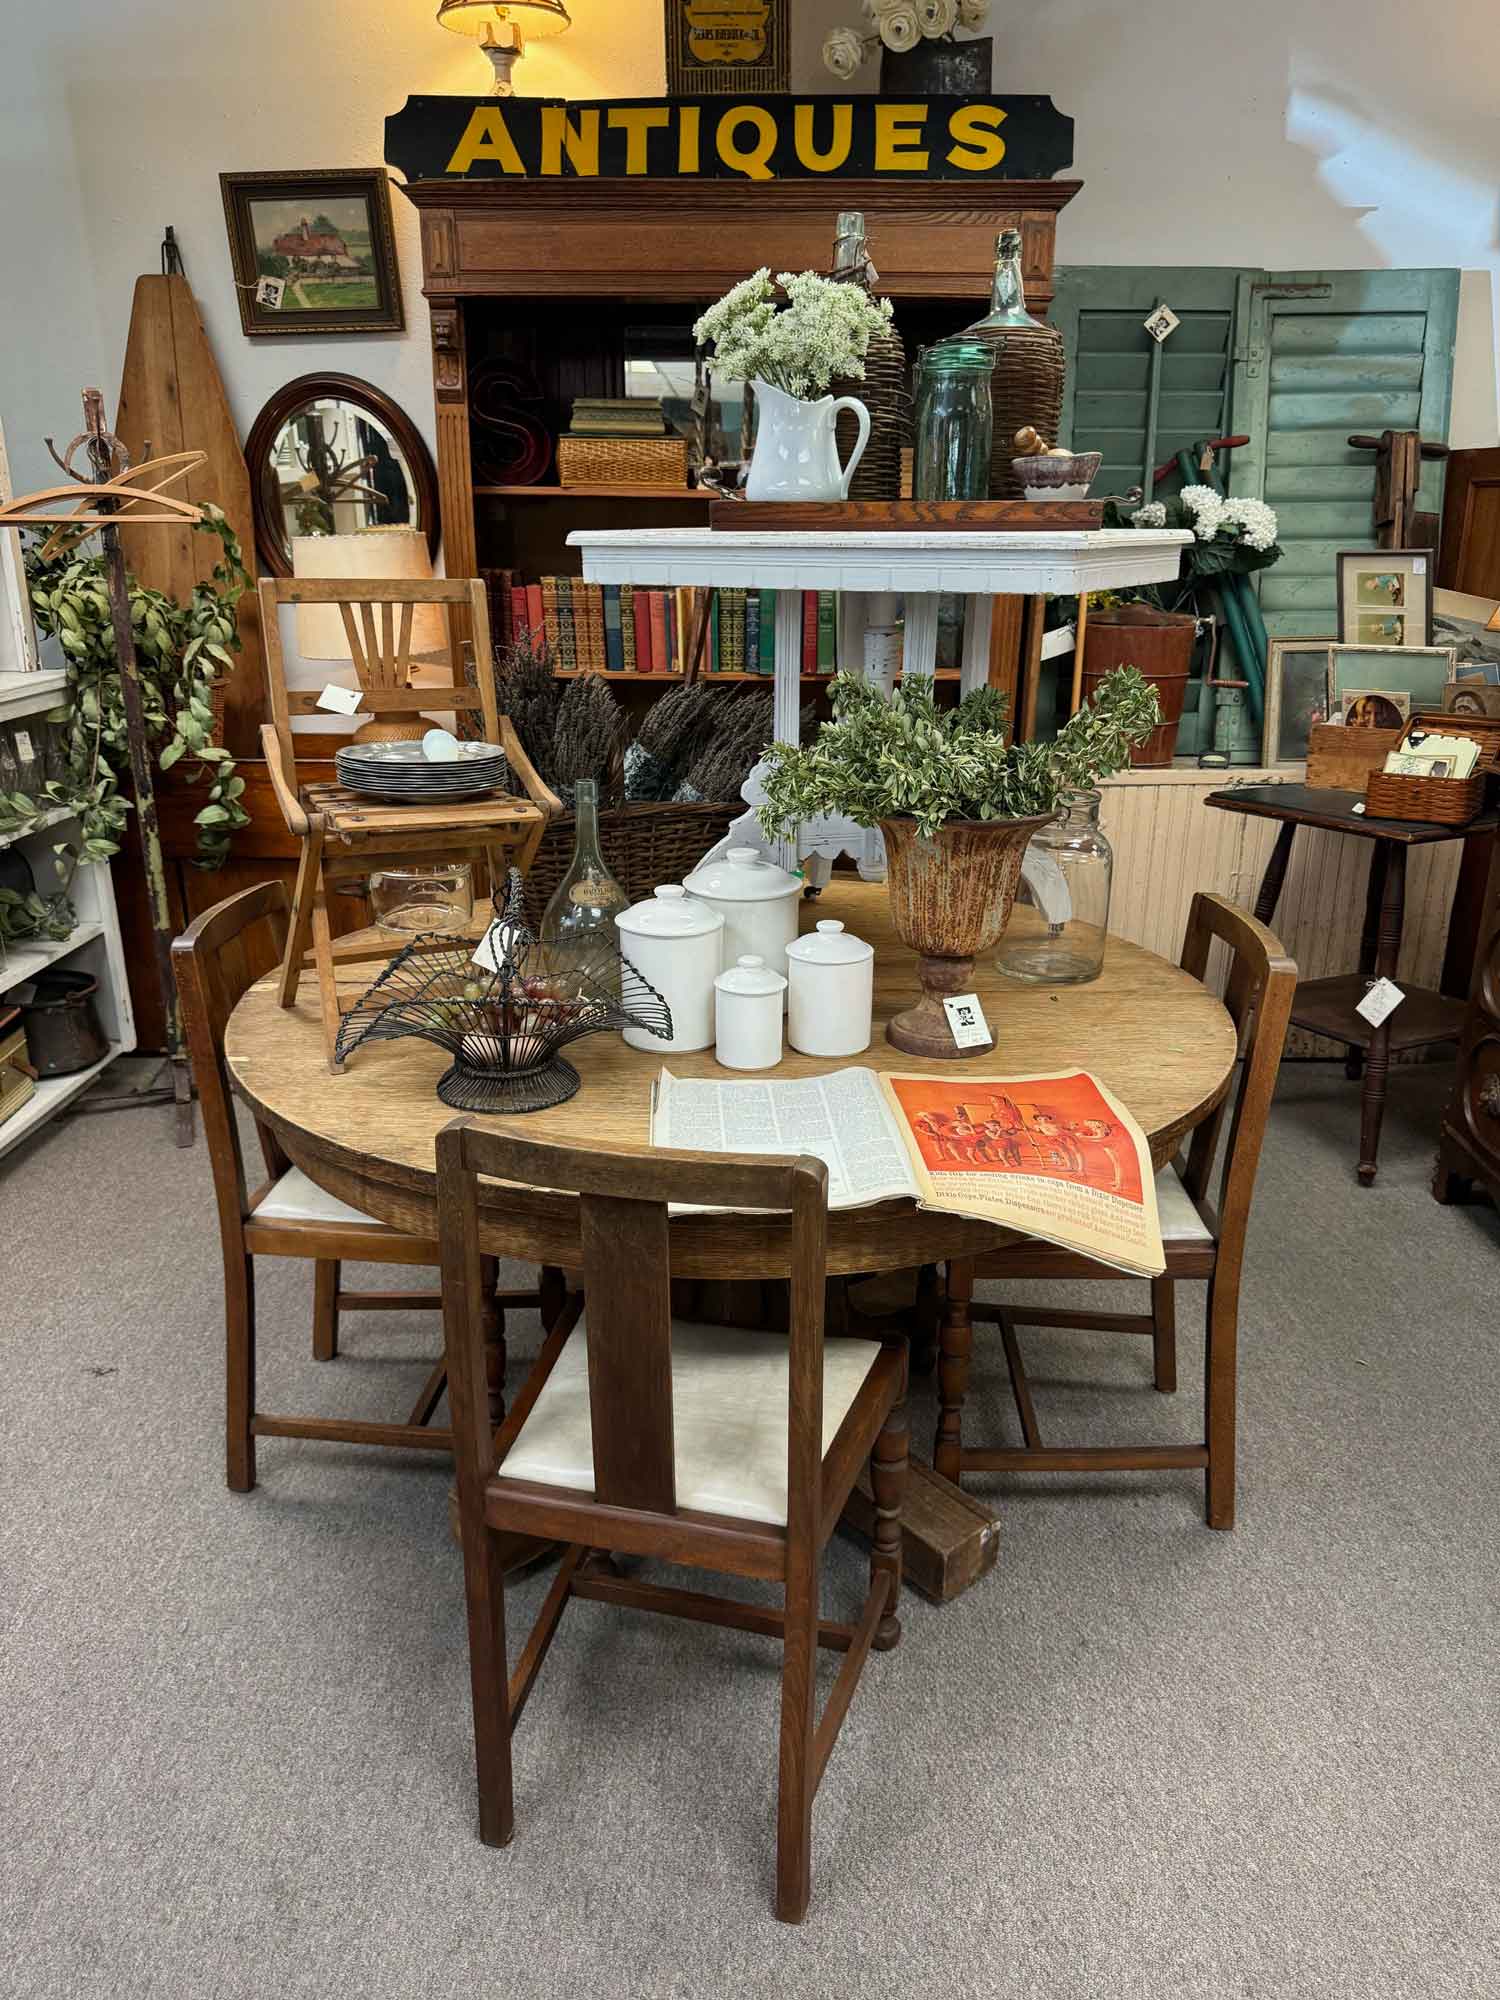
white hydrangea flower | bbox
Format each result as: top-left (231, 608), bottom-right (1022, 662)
top-left (1131, 501), bottom-right (1167, 528)
top-left (699, 269), bottom-right (892, 397)
top-left (1219, 496), bottom-right (1279, 551)
top-left (958, 0), bottom-right (990, 25)
top-left (822, 26), bottom-right (866, 78)
top-left (917, 0), bottom-right (959, 36)
top-left (1179, 484), bottom-right (1227, 541)
top-left (878, 3), bottom-right (922, 52)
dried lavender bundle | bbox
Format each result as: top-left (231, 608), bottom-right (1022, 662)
top-left (623, 680), bottom-right (717, 800)
top-left (549, 671), bottom-right (626, 806)
top-left (492, 640), bottom-right (559, 777)
top-left (675, 688), bottom-right (776, 801)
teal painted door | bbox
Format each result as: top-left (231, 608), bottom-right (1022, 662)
top-left (1052, 268), bottom-right (1242, 502)
top-left (1228, 270), bottom-right (1460, 637)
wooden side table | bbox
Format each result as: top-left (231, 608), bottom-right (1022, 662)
top-left (1207, 784), bottom-right (1498, 1185)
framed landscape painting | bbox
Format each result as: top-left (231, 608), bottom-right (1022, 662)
top-left (220, 169), bottom-right (404, 337)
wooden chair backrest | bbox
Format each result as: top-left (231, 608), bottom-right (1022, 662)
top-left (172, 882), bottom-right (292, 1240)
top-left (437, 1120), bottom-right (830, 1536)
top-left (258, 574), bottom-right (499, 793)
top-left (1178, 892), bottom-right (1296, 1281)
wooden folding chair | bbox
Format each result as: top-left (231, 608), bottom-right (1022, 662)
top-left (258, 575), bottom-right (560, 1070)
top-left (436, 1120), bottom-right (911, 1924)
top-left (938, 893), bottom-right (1296, 1529)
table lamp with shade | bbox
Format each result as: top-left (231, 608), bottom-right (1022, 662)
top-left (436, 0), bottom-right (571, 95)
top-left (290, 526), bottom-right (452, 743)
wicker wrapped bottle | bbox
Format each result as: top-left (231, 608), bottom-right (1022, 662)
top-left (827, 211), bottom-right (910, 502)
top-left (959, 228), bottom-right (1066, 498)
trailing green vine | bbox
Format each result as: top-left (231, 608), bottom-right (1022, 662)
top-left (2, 506), bottom-right (253, 874)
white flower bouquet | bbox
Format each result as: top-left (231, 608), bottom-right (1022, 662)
top-left (823, 0), bottom-right (989, 80)
top-left (1106, 486), bottom-right (1282, 580)
top-left (693, 268), bottom-right (894, 403)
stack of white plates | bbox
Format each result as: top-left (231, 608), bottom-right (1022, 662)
top-left (335, 740), bottom-right (509, 804)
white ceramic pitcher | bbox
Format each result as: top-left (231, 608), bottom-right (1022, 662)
top-left (745, 377), bottom-right (871, 503)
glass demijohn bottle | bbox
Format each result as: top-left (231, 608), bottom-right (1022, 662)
top-left (538, 778), bottom-right (629, 997)
top-left (996, 789), bottom-right (1114, 986)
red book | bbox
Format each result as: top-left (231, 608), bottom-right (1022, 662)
top-left (525, 583), bottom-right (545, 655)
top-left (509, 584), bottom-right (530, 652)
top-left (633, 588), bottom-right (653, 673)
top-left (801, 590), bottom-right (819, 673)
top-left (648, 590), bottom-right (669, 675)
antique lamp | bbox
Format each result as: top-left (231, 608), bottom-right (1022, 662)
top-left (436, 0), bottom-right (571, 95)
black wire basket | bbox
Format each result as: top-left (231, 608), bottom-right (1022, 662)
top-left (333, 871), bottom-right (673, 1111)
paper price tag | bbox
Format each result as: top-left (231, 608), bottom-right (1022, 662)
top-left (316, 683), bottom-right (363, 717)
top-left (13, 729), bottom-right (33, 760)
top-left (1356, 977), bottom-right (1406, 1028)
top-left (256, 276), bottom-right (286, 310)
top-left (942, 992), bottom-right (992, 1050)
top-left (1412, 556), bottom-right (1426, 575)
top-left (1143, 304), bottom-right (1181, 344)
top-left (471, 920), bottom-right (520, 972)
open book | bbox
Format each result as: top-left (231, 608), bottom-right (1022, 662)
top-left (650, 1067), bottom-right (1165, 1279)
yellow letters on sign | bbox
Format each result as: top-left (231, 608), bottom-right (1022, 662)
top-left (608, 105), bottom-right (672, 175)
top-left (540, 105), bottom-right (601, 177)
top-left (678, 105), bottom-right (702, 174)
top-left (874, 104), bottom-right (930, 173)
top-left (445, 106), bottom-right (527, 176)
top-left (793, 103), bottom-right (853, 174)
top-left (717, 105), bottom-right (777, 181)
top-left (946, 104), bottom-right (1008, 172)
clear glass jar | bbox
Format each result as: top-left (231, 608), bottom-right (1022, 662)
top-left (539, 777), bottom-right (629, 998)
top-left (369, 861), bottom-right (474, 936)
top-left (996, 789), bottom-right (1113, 985)
top-left (913, 341), bottom-right (994, 501)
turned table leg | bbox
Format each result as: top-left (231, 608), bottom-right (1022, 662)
top-left (1358, 842), bottom-right (1406, 1187)
top-left (1254, 822), bottom-right (1296, 927)
top-left (933, 1259), bottom-right (975, 1487)
top-left (1348, 843), bottom-right (1391, 1080)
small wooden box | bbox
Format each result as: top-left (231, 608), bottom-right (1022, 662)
top-left (0, 1006), bottom-right (36, 1129)
top-left (1306, 721), bottom-right (1402, 791)
top-left (1363, 711), bottom-right (1500, 825)
top-left (843, 1458), bottom-right (1000, 1604)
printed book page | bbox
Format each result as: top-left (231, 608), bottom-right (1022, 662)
top-left (650, 1068), bottom-right (918, 1210)
top-left (879, 1070), bottom-right (1165, 1278)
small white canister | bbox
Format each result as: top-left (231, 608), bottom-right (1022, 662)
top-left (616, 885), bottom-right (724, 1052)
top-left (682, 846), bottom-right (803, 993)
top-left (714, 955), bottom-right (787, 1071)
top-left (786, 920), bottom-right (875, 1058)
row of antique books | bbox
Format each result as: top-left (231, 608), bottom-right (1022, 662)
top-left (480, 569), bottom-right (839, 676)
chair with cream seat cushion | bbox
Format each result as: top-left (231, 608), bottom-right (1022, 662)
top-left (437, 1119), bottom-right (911, 1925)
top-left (941, 892), bottom-right (1295, 1530)
top-left (173, 881), bottom-right (541, 1492)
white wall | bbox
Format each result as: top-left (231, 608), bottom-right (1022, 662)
top-left (1, 0), bottom-right (1496, 505)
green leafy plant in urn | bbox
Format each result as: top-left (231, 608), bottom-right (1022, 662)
top-left (755, 670), bottom-right (1162, 1059)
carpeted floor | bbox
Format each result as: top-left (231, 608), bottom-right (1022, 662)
top-left (1, 1060), bottom-right (1496, 1999)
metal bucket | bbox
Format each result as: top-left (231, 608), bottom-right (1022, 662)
top-left (22, 967), bottom-right (108, 1077)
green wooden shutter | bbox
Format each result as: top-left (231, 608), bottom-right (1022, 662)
top-left (1053, 268), bottom-right (1241, 502)
top-left (1229, 270), bottom-right (1460, 637)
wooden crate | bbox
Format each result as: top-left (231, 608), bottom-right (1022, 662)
top-left (842, 1458), bottom-right (1000, 1604)
top-left (1306, 721), bottom-right (1402, 791)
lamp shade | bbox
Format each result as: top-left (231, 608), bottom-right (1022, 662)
top-left (436, 0), bottom-right (571, 40)
top-left (290, 529), bottom-right (448, 662)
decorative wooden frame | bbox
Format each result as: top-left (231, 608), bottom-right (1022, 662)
top-left (1335, 547), bottom-right (1434, 648)
top-left (244, 372), bottom-right (440, 575)
top-left (1261, 639), bottom-right (1333, 766)
top-left (220, 168), bottom-right (405, 337)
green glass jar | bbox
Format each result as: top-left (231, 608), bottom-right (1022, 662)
top-left (913, 341), bottom-right (994, 501)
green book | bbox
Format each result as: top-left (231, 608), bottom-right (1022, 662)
top-left (757, 590), bottom-right (776, 675)
top-left (816, 591), bottom-right (836, 674)
top-left (709, 592), bottom-right (721, 673)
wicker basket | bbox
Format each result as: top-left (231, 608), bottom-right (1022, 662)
top-left (832, 323), bottom-right (912, 503)
top-left (556, 436), bottom-right (689, 488)
top-left (1363, 711), bottom-right (1500, 824)
top-left (969, 323), bottom-right (1067, 499)
top-left (523, 799), bottom-right (742, 926)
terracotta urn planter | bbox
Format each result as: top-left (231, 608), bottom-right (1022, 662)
top-left (880, 812), bottom-right (1053, 1059)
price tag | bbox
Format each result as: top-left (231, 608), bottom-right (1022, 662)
top-left (1412, 556), bottom-right (1426, 575)
top-left (1143, 304), bottom-right (1181, 343)
top-left (942, 992), bottom-right (992, 1050)
top-left (472, 920), bottom-right (519, 972)
top-left (1356, 977), bottom-right (1406, 1028)
top-left (13, 729), bottom-right (33, 760)
top-left (256, 276), bottom-right (286, 310)
top-left (316, 683), bottom-right (363, 717)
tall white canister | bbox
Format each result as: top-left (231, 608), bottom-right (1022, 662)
top-left (615, 885), bottom-right (724, 1052)
top-left (681, 847), bottom-right (803, 995)
top-left (785, 920), bottom-right (875, 1058)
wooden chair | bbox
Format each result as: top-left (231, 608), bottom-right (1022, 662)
top-left (258, 575), bottom-right (560, 1070)
top-left (173, 881), bottom-right (534, 1491)
top-left (936, 893), bottom-right (1296, 1529)
top-left (436, 1119), bottom-right (911, 1924)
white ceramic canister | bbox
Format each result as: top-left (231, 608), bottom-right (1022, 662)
top-left (786, 919), bottom-right (875, 1058)
top-left (714, 956), bottom-right (787, 1071)
top-left (615, 884), bottom-right (724, 1052)
top-left (681, 846), bottom-right (803, 996)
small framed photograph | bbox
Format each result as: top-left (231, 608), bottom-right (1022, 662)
top-left (1339, 689), bottom-right (1410, 730)
top-left (1262, 639), bottom-right (1333, 764)
top-left (219, 168), bottom-right (404, 337)
top-left (1329, 643), bottom-right (1455, 716)
top-left (1336, 550), bottom-right (1433, 647)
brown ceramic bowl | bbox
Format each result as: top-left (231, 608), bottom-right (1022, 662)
top-left (1012, 451), bottom-right (1102, 501)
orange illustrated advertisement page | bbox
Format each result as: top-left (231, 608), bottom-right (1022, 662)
top-left (881, 1070), bottom-right (1165, 1277)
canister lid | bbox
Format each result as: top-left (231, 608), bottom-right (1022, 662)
top-left (683, 845), bottom-right (802, 904)
top-left (786, 919), bottom-right (874, 966)
top-left (714, 953), bottom-right (788, 997)
top-left (615, 883), bottom-right (724, 939)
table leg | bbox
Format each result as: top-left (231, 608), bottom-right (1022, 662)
top-left (933, 1258), bottom-right (975, 1487)
top-left (959, 594), bottom-right (994, 697)
top-left (771, 589), bottom-right (805, 871)
top-left (903, 593), bottom-right (941, 680)
top-left (1357, 843), bottom-right (1406, 1187)
top-left (1254, 822), bottom-right (1296, 927)
top-left (1347, 842), bottom-right (1391, 1080)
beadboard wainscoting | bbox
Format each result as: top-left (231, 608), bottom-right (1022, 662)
top-left (1097, 768), bottom-right (1462, 1060)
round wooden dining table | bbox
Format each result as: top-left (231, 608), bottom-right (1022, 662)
top-left (227, 874), bottom-right (1236, 1280)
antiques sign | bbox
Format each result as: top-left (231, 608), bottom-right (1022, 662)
top-left (385, 95), bottom-right (1073, 185)
top-left (666, 0), bottom-right (790, 95)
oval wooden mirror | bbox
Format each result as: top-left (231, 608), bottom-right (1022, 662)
top-left (245, 372), bottom-right (440, 576)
